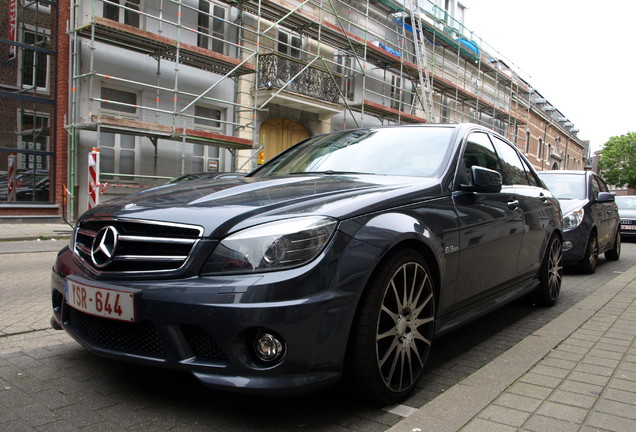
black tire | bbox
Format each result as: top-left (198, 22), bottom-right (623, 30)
top-left (347, 249), bottom-right (436, 405)
top-left (604, 230), bottom-right (621, 261)
top-left (534, 235), bottom-right (563, 306)
top-left (578, 233), bottom-right (598, 274)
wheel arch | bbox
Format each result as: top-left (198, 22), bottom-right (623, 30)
top-left (343, 237), bottom-right (442, 350)
top-left (341, 238), bottom-right (441, 402)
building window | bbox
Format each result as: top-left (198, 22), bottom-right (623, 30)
top-left (197, 1), bottom-right (226, 53)
top-left (390, 75), bottom-right (414, 112)
top-left (103, 0), bottom-right (141, 27)
top-left (194, 105), bottom-right (221, 131)
top-left (337, 53), bottom-right (355, 101)
top-left (19, 111), bottom-right (50, 170)
top-left (100, 132), bottom-right (137, 182)
top-left (100, 87), bottom-right (138, 115)
top-left (21, 30), bottom-right (50, 91)
top-left (278, 29), bottom-right (301, 58)
top-left (25, 0), bottom-right (51, 13)
top-left (192, 144), bottom-right (220, 173)
top-left (390, 76), bottom-right (402, 111)
top-left (538, 137), bottom-right (543, 159)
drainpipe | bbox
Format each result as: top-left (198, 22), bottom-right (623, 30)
top-left (541, 122), bottom-right (549, 170)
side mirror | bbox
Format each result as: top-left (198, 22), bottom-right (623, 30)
top-left (460, 166), bottom-right (502, 193)
top-left (596, 192), bottom-right (615, 203)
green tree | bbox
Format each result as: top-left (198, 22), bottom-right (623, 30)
top-left (598, 132), bottom-right (636, 189)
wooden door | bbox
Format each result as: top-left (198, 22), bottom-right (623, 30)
top-left (259, 118), bottom-right (310, 163)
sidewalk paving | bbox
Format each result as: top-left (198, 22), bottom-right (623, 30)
top-left (389, 262), bottom-right (636, 432)
top-left (0, 222), bottom-right (72, 242)
top-left (1, 223), bottom-right (635, 431)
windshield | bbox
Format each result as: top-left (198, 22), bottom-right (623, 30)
top-left (255, 127), bottom-right (455, 178)
top-left (616, 196), bottom-right (636, 210)
top-left (539, 173), bottom-right (586, 200)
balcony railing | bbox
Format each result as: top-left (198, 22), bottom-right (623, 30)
top-left (258, 54), bottom-right (340, 104)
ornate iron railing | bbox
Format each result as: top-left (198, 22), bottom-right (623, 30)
top-left (258, 54), bottom-right (340, 104)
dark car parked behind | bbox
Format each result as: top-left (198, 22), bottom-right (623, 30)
top-left (51, 124), bottom-right (563, 405)
top-left (616, 195), bottom-right (636, 240)
top-left (165, 171), bottom-right (246, 184)
top-left (538, 170), bottom-right (620, 273)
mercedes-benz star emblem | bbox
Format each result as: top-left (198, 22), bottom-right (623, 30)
top-left (91, 225), bottom-right (119, 268)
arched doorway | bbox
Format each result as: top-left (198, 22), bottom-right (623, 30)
top-left (259, 118), bottom-right (310, 163)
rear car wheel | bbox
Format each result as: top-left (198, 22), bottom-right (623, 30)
top-left (604, 230), bottom-right (621, 261)
top-left (347, 249), bottom-right (435, 405)
top-left (534, 235), bottom-right (563, 306)
top-left (578, 233), bottom-right (598, 274)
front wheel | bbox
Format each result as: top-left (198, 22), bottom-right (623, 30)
top-left (347, 249), bottom-right (436, 405)
top-left (534, 235), bottom-right (563, 306)
top-left (578, 233), bottom-right (598, 274)
top-left (604, 230), bottom-right (621, 261)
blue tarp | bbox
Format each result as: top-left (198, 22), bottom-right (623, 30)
top-left (457, 38), bottom-right (479, 56)
top-left (379, 43), bottom-right (401, 58)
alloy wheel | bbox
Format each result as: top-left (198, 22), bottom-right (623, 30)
top-left (376, 261), bottom-right (435, 393)
top-left (547, 237), bottom-right (563, 300)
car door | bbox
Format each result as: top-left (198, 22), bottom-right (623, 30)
top-left (592, 174), bottom-right (618, 250)
top-left (490, 135), bottom-right (553, 278)
top-left (452, 131), bottom-right (524, 307)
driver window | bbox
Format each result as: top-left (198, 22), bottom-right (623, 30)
top-left (591, 176), bottom-right (602, 200)
top-left (461, 132), bottom-right (501, 185)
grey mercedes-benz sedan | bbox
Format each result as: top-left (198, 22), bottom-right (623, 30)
top-left (51, 124), bottom-right (563, 404)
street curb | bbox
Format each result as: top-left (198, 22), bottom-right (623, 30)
top-left (387, 268), bottom-right (636, 432)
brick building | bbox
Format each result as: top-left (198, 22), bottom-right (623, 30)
top-left (0, 0), bottom-right (590, 221)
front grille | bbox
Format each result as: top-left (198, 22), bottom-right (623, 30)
top-left (181, 324), bottom-right (228, 361)
top-left (67, 307), bottom-right (166, 356)
top-left (73, 218), bottom-right (203, 275)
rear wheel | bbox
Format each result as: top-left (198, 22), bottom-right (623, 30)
top-left (578, 233), bottom-right (598, 274)
top-left (534, 235), bottom-right (563, 306)
top-left (604, 230), bottom-right (621, 261)
top-left (347, 249), bottom-right (435, 405)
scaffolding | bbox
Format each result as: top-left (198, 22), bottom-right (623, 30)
top-left (66, 0), bottom-right (586, 215)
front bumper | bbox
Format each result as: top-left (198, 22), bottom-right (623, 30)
top-left (560, 219), bottom-right (594, 265)
top-left (50, 241), bottom-right (368, 395)
top-left (619, 221), bottom-right (636, 238)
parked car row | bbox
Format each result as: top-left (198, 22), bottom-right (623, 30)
top-left (616, 195), bottom-right (636, 240)
top-left (538, 170), bottom-right (621, 274)
top-left (49, 123), bottom-right (624, 405)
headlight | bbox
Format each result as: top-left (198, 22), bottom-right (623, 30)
top-left (563, 208), bottom-right (584, 230)
top-left (201, 216), bottom-right (338, 274)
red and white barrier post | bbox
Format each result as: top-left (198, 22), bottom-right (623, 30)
top-left (88, 147), bottom-right (100, 209)
top-left (7, 153), bottom-right (17, 202)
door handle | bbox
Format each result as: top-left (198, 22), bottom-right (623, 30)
top-left (507, 199), bottom-right (519, 210)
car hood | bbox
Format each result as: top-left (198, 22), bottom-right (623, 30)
top-left (618, 208), bottom-right (636, 219)
top-left (82, 175), bottom-right (443, 237)
top-left (556, 198), bottom-right (587, 215)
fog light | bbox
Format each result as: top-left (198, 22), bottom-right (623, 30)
top-left (255, 332), bottom-right (284, 362)
top-left (563, 240), bottom-right (573, 251)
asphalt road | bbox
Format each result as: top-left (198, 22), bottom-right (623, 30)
top-left (1, 240), bottom-right (634, 431)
